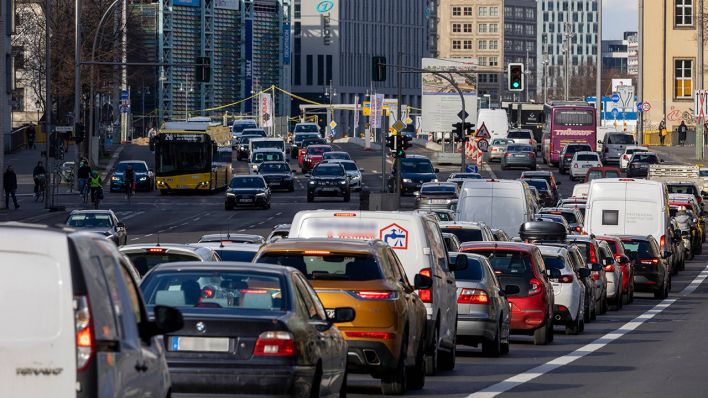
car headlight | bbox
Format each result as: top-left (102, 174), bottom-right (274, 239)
top-left (431, 179), bottom-right (439, 182)
top-left (339, 180), bottom-right (347, 185)
top-left (402, 179), bottom-right (412, 183)
top-left (111, 176), bottom-right (120, 181)
top-left (139, 177), bottom-right (147, 181)
top-left (309, 180), bottom-right (317, 185)
top-left (256, 192), bottom-right (267, 197)
top-left (226, 192), bottom-right (235, 196)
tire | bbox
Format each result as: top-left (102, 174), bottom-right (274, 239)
top-left (438, 332), bottom-right (456, 371)
top-left (533, 321), bottom-right (548, 345)
top-left (424, 327), bottom-right (438, 376)
top-left (339, 368), bottom-right (348, 398)
top-left (599, 295), bottom-right (608, 315)
top-left (500, 341), bottom-right (510, 355)
top-left (565, 315), bottom-right (581, 335)
top-left (482, 325), bottom-right (502, 357)
top-left (406, 335), bottom-right (426, 391)
top-left (381, 339), bottom-right (407, 395)
top-left (584, 301), bottom-right (591, 323)
top-left (590, 304), bottom-right (597, 321)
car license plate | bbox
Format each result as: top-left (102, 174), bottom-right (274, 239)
top-left (429, 199), bottom-right (446, 204)
top-left (515, 154), bottom-right (526, 157)
top-left (170, 336), bottom-right (230, 352)
top-left (583, 164), bottom-right (591, 168)
top-left (239, 198), bottom-right (253, 203)
top-left (178, 185), bottom-right (190, 189)
top-left (322, 187), bottom-right (337, 191)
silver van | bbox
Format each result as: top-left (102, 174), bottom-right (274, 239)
top-left (0, 223), bottom-right (183, 398)
top-left (599, 133), bottom-right (635, 164)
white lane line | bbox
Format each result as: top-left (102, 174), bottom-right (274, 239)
top-left (193, 217), bottom-right (201, 221)
top-left (121, 211), bottom-right (145, 221)
top-left (467, 264), bottom-right (708, 398)
top-left (276, 212), bottom-right (283, 216)
top-left (180, 222), bottom-right (189, 226)
top-left (145, 234), bottom-right (153, 237)
top-left (238, 229), bottom-right (246, 232)
top-left (257, 221), bottom-right (265, 225)
top-left (482, 162), bottom-right (497, 179)
top-left (267, 217), bottom-right (274, 221)
top-left (130, 237), bottom-right (140, 241)
top-left (248, 224), bottom-right (256, 228)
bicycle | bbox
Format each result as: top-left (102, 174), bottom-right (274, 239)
top-left (91, 187), bottom-right (102, 209)
top-left (79, 178), bottom-right (89, 204)
top-left (34, 174), bottom-right (46, 202)
top-left (124, 180), bottom-right (135, 204)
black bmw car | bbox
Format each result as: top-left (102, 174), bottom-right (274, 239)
top-left (225, 175), bottom-right (272, 210)
top-left (307, 163), bottom-right (350, 202)
top-left (257, 161), bottom-right (295, 192)
top-left (140, 262), bottom-right (354, 396)
top-left (110, 160), bottom-right (153, 192)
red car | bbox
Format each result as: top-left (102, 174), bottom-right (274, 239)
top-left (595, 235), bottom-right (635, 305)
top-left (300, 144), bottom-right (332, 173)
top-left (460, 242), bottom-right (557, 345)
top-left (583, 166), bottom-right (621, 183)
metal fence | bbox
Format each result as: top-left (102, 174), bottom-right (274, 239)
top-left (3, 125), bottom-right (30, 153)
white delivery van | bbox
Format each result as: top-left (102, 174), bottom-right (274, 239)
top-left (249, 137), bottom-right (286, 155)
top-left (289, 210), bottom-right (464, 374)
top-left (476, 109), bottom-right (510, 140)
top-left (585, 178), bottom-right (670, 244)
top-left (456, 179), bottom-right (536, 237)
top-left (572, 182), bottom-right (590, 198)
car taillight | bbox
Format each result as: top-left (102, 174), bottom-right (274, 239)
top-left (591, 272), bottom-right (600, 281)
top-left (529, 277), bottom-right (542, 295)
top-left (575, 226), bottom-right (582, 233)
top-left (623, 154), bottom-right (629, 160)
top-left (74, 295), bottom-right (94, 371)
top-left (254, 331), bottom-right (296, 356)
top-left (589, 246), bottom-right (598, 264)
top-left (558, 274), bottom-right (574, 283)
top-left (457, 288), bottom-right (489, 304)
top-left (352, 291), bottom-right (398, 300)
top-left (640, 258), bottom-right (660, 266)
top-left (604, 264), bottom-right (615, 272)
top-left (418, 268), bottom-right (432, 303)
top-left (660, 235), bottom-right (665, 250)
top-left (345, 331), bottom-right (395, 340)
top-left (505, 153), bottom-right (512, 158)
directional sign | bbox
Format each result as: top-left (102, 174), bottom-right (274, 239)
top-left (120, 90), bottom-right (129, 100)
top-left (457, 109), bottom-right (469, 120)
top-left (329, 120), bottom-right (337, 129)
top-left (611, 108), bottom-right (619, 119)
top-left (475, 122), bottom-right (491, 139)
top-left (695, 90), bottom-right (708, 118)
top-left (637, 103), bottom-right (643, 112)
top-left (477, 138), bottom-right (489, 153)
top-left (392, 120), bottom-right (406, 132)
top-left (611, 93), bottom-right (620, 103)
top-left (120, 105), bottom-right (130, 114)
top-left (465, 164), bottom-right (478, 173)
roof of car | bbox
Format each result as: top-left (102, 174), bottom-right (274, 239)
top-left (402, 154), bottom-right (428, 159)
top-left (199, 233), bottom-right (265, 244)
top-left (537, 245), bottom-right (568, 256)
top-left (192, 242), bottom-right (261, 252)
top-left (440, 221), bottom-right (484, 229)
top-left (69, 209), bottom-right (115, 216)
top-left (258, 238), bottom-right (384, 253)
top-left (459, 241), bottom-right (537, 252)
top-left (149, 261), bottom-right (291, 275)
top-left (117, 160), bottom-right (148, 165)
top-left (119, 243), bottom-right (216, 259)
top-left (252, 148), bottom-right (283, 153)
top-left (574, 151), bottom-right (599, 155)
top-left (232, 174), bottom-right (265, 179)
top-left (421, 182), bottom-right (457, 187)
top-left (522, 170), bottom-right (553, 176)
top-left (615, 235), bottom-right (655, 241)
top-left (324, 151), bottom-right (348, 154)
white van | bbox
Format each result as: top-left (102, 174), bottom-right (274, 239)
top-left (288, 210), bottom-right (465, 374)
top-left (476, 109), bottom-right (510, 140)
top-left (249, 137), bottom-right (286, 155)
top-left (572, 182), bottom-right (590, 198)
top-left (0, 223), bottom-right (183, 397)
top-left (585, 178), bottom-right (670, 244)
top-left (456, 179), bottom-right (536, 237)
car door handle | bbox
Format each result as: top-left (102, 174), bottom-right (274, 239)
top-left (135, 362), bottom-right (148, 372)
top-left (446, 279), bottom-right (454, 285)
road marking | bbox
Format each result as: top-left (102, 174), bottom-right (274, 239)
top-left (248, 224), bottom-right (256, 228)
top-left (482, 162), bottom-right (497, 179)
top-left (121, 211), bottom-right (145, 221)
top-left (467, 264), bottom-right (708, 398)
top-left (257, 221), bottom-right (265, 225)
top-left (145, 234), bottom-right (153, 237)
top-left (180, 222), bottom-right (189, 226)
top-left (238, 229), bottom-right (246, 232)
top-left (276, 212), bottom-right (282, 216)
top-left (267, 217), bottom-right (274, 221)
top-left (130, 237), bottom-right (140, 241)
top-left (193, 217), bottom-right (200, 221)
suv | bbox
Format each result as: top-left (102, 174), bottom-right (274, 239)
top-left (600, 132), bottom-right (635, 163)
top-left (459, 242), bottom-right (557, 345)
top-left (307, 162), bottom-right (351, 202)
top-left (559, 143), bottom-right (593, 174)
top-left (389, 155), bottom-right (439, 195)
top-left (0, 224), bottom-right (183, 397)
top-left (254, 239), bottom-right (430, 395)
top-left (619, 235), bottom-right (672, 299)
top-left (290, 131), bottom-right (321, 158)
top-left (298, 139), bottom-right (329, 168)
top-left (439, 221), bottom-right (496, 243)
top-left (506, 129), bottom-right (536, 147)
top-left (583, 166), bottom-right (621, 183)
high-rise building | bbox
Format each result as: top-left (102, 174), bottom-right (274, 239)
top-left (502, 0), bottom-right (537, 102)
top-left (290, 0), bottom-right (430, 135)
top-left (436, 0), bottom-right (504, 104)
top-left (536, 0), bottom-right (598, 99)
top-left (601, 32), bottom-right (637, 75)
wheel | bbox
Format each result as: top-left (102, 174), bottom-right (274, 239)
top-left (339, 368), bottom-right (348, 398)
top-left (381, 339), bottom-right (407, 395)
top-left (307, 194), bottom-right (314, 202)
top-left (438, 332), bottom-right (456, 371)
top-left (500, 341), bottom-right (510, 355)
top-left (531, 165), bottom-right (537, 171)
top-left (565, 315), bottom-right (581, 335)
top-left (482, 325), bottom-right (502, 357)
top-left (654, 278), bottom-right (669, 299)
top-left (533, 321), bottom-right (549, 345)
top-left (406, 334), bottom-right (426, 390)
top-left (424, 327), bottom-right (438, 376)
top-left (343, 192), bottom-right (351, 202)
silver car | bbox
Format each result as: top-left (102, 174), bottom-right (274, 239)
top-left (414, 182), bottom-right (459, 209)
top-left (600, 132), bottom-right (635, 164)
top-left (323, 159), bottom-right (363, 191)
top-left (451, 252), bottom-right (515, 356)
top-left (501, 144), bottom-right (537, 170)
top-left (488, 138), bottom-right (510, 162)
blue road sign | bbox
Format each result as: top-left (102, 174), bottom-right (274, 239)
top-left (466, 164), bottom-right (478, 173)
top-left (611, 108), bottom-right (619, 118)
top-left (637, 103), bottom-right (643, 112)
top-left (611, 93), bottom-right (620, 103)
top-left (120, 90), bottom-right (129, 100)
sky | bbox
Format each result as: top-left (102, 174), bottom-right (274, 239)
top-left (603, 0), bottom-right (638, 40)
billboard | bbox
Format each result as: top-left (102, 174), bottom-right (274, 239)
top-left (421, 58), bottom-right (478, 134)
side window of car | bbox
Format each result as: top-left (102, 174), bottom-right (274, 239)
top-left (293, 275), bottom-right (326, 321)
top-left (425, 220), bottom-right (450, 272)
top-left (388, 249), bottom-right (412, 288)
top-left (118, 261), bottom-right (143, 325)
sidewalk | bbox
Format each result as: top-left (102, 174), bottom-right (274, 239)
top-left (648, 145), bottom-right (708, 166)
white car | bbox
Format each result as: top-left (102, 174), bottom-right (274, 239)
top-left (619, 145), bottom-right (649, 171)
top-left (323, 159), bottom-right (363, 191)
top-left (569, 151), bottom-right (602, 181)
top-left (506, 130), bottom-right (536, 148)
top-left (538, 245), bottom-right (588, 335)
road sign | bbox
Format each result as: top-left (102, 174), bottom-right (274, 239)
top-left (392, 120), bottom-right (406, 132)
top-left (617, 85), bottom-right (635, 109)
top-left (457, 109), bottom-right (469, 120)
top-left (642, 101), bottom-right (651, 112)
top-left (55, 126), bottom-right (73, 132)
top-left (329, 120), bottom-right (337, 129)
top-left (477, 138), bottom-right (489, 153)
top-left (405, 117), bottom-right (413, 125)
top-left (611, 93), bottom-right (620, 103)
top-left (120, 105), bottom-right (130, 114)
top-left (120, 90), bottom-right (129, 100)
top-left (637, 103), bottom-right (643, 112)
top-left (695, 90), bottom-right (708, 118)
top-left (611, 108), bottom-right (619, 118)
top-left (475, 122), bottom-right (491, 139)
top-left (465, 164), bottom-right (478, 173)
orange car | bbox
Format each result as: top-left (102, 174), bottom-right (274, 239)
top-left (254, 238), bottom-right (429, 395)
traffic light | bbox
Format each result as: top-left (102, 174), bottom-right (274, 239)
top-left (451, 122), bottom-right (475, 141)
top-left (195, 56), bottom-right (211, 83)
top-left (400, 134), bottom-right (412, 150)
top-left (508, 63), bottom-right (524, 91)
top-left (386, 134), bottom-right (397, 151)
top-left (372, 56), bottom-right (387, 82)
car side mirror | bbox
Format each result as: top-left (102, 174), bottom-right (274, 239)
top-left (414, 274), bottom-right (433, 290)
top-left (662, 251), bottom-right (672, 259)
top-left (591, 263), bottom-right (602, 271)
top-left (503, 284), bottom-right (520, 296)
top-left (141, 305), bottom-right (184, 341)
top-left (448, 254), bottom-right (468, 271)
top-left (434, 168), bottom-right (440, 173)
top-left (117, 222), bottom-right (125, 229)
top-left (547, 268), bottom-right (561, 278)
top-left (618, 255), bottom-right (630, 265)
top-left (329, 307), bottom-right (356, 323)
top-left (578, 268), bottom-right (592, 278)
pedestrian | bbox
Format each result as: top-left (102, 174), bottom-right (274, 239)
top-left (679, 120), bottom-right (688, 146)
top-left (27, 126), bottom-right (35, 150)
top-left (32, 161), bottom-right (47, 199)
top-left (3, 165), bottom-right (20, 209)
top-left (659, 120), bottom-right (667, 146)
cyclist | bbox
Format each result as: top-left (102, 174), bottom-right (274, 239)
top-left (32, 161), bottom-right (46, 199)
top-left (124, 164), bottom-right (135, 199)
top-left (77, 159), bottom-right (92, 202)
top-left (89, 171), bottom-right (103, 208)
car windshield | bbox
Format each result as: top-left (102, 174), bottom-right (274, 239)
top-left (239, 136), bottom-right (253, 145)
top-left (215, 250), bottom-right (258, 262)
top-left (421, 185), bottom-right (456, 194)
top-left (294, 124), bottom-right (319, 133)
top-left (442, 227), bottom-right (483, 243)
top-left (525, 179), bottom-right (549, 192)
top-left (125, 252), bottom-right (201, 276)
top-left (116, 162), bottom-right (148, 173)
top-left (324, 152), bottom-right (350, 160)
top-left (230, 177), bottom-right (266, 188)
top-left (336, 162), bottom-right (358, 171)
top-left (303, 139), bottom-right (327, 147)
top-left (243, 129), bottom-right (266, 137)
top-left (449, 173), bottom-right (481, 179)
top-left (507, 145), bottom-right (533, 152)
top-left (668, 185), bottom-right (698, 196)
top-left (313, 165), bottom-right (344, 176)
top-left (232, 121), bottom-right (257, 132)
top-left (586, 171), bottom-right (602, 181)
top-left (257, 253), bottom-right (383, 281)
top-left (308, 146), bottom-right (330, 155)
top-left (492, 139), bottom-right (509, 145)
top-left (434, 212), bottom-right (453, 221)
top-left (142, 270), bottom-right (286, 310)
top-left (565, 145), bottom-right (592, 153)
top-left (541, 255), bottom-right (566, 270)
top-left (577, 154), bottom-right (599, 161)
top-left (450, 254), bottom-right (485, 281)
top-left (608, 134), bottom-right (635, 144)
top-left (507, 131), bottom-right (531, 139)
top-left (626, 148), bottom-right (647, 155)
top-left (259, 163), bottom-right (290, 173)
top-left (253, 152), bottom-right (284, 162)
top-left (294, 133), bottom-right (321, 143)
top-left (469, 250), bottom-right (532, 276)
top-left (701, 169), bottom-right (708, 177)
top-left (66, 213), bottom-right (113, 228)
top-left (632, 154), bottom-right (658, 163)
top-left (400, 159), bottom-right (434, 173)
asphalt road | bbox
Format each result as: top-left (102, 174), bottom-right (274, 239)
top-left (16, 142), bottom-right (708, 397)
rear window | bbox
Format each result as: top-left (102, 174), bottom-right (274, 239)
top-left (308, 146), bottom-right (330, 155)
top-left (525, 180), bottom-right (549, 192)
top-left (607, 134), bottom-right (635, 145)
top-left (565, 145), bottom-right (592, 153)
top-left (577, 154), bottom-right (599, 161)
top-left (67, 213), bottom-right (112, 228)
top-left (507, 145), bottom-right (533, 152)
top-left (541, 210), bottom-right (577, 224)
top-left (467, 250), bottom-right (532, 275)
top-left (141, 270), bottom-right (286, 310)
top-left (668, 185), bottom-right (698, 196)
top-left (567, 241), bottom-right (594, 263)
top-left (215, 250), bottom-right (257, 262)
top-left (126, 252), bottom-right (201, 276)
top-left (621, 239), bottom-right (656, 260)
top-left (507, 131), bottom-right (532, 139)
top-left (422, 185), bottom-right (456, 194)
top-left (541, 255), bottom-right (566, 270)
top-left (632, 153), bottom-right (658, 163)
top-left (442, 227), bottom-right (483, 243)
top-left (256, 252), bottom-right (383, 281)
top-left (602, 240), bottom-right (619, 255)
top-left (450, 254), bottom-right (485, 281)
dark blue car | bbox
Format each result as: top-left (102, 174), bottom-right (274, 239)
top-left (389, 155), bottom-right (439, 195)
top-left (110, 160), bottom-right (153, 192)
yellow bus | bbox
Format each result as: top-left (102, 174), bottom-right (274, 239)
top-left (154, 119), bottom-right (233, 194)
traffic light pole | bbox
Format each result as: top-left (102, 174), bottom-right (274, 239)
top-left (395, 52), bottom-right (402, 195)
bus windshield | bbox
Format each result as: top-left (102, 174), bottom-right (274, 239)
top-left (156, 140), bottom-right (210, 176)
top-left (554, 110), bottom-right (594, 126)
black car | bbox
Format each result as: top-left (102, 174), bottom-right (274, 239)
top-left (290, 132), bottom-right (321, 158)
top-left (389, 155), bottom-right (439, 195)
top-left (307, 163), bottom-right (350, 202)
top-left (110, 160), bottom-right (153, 192)
top-left (258, 161), bottom-right (295, 191)
top-left (65, 209), bottom-right (128, 246)
top-left (236, 135), bottom-right (262, 161)
top-left (140, 262), bottom-right (353, 396)
top-left (524, 179), bottom-right (555, 207)
top-left (626, 152), bottom-right (661, 178)
top-left (225, 175), bottom-right (272, 210)
top-left (558, 144), bottom-right (593, 174)
top-left (619, 235), bottom-right (672, 299)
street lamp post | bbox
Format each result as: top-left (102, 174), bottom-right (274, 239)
top-left (35, 100), bottom-right (40, 125)
top-left (324, 80), bottom-right (336, 140)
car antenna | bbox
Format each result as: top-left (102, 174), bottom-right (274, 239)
top-left (156, 233), bottom-right (161, 247)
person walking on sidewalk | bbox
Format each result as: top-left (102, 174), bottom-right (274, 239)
top-left (27, 127), bottom-right (35, 150)
top-left (679, 121), bottom-right (688, 146)
top-left (3, 165), bottom-right (20, 209)
top-left (659, 120), bottom-right (667, 146)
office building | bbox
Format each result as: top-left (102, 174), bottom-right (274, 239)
top-left (601, 32), bottom-right (637, 75)
top-left (503, 0), bottom-right (537, 102)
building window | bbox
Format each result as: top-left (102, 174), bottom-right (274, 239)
top-left (464, 23), bottom-right (473, 32)
top-left (504, 39), bottom-right (512, 50)
top-left (675, 59), bottom-right (693, 98)
top-left (326, 55), bottom-right (332, 83)
top-left (452, 6), bottom-right (461, 16)
top-left (464, 40), bottom-right (473, 49)
top-left (478, 56), bottom-right (487, 66)
top-left (306, 55), bottom-right (313, 85)
top-left (478, 40), bottom-right (487, 50)
top-left (676, 0), bottom-right (694, 26)
top-left (478, 6), bottom-right (487, 16)
top-left (505, 23), bottom-right (512, 33)
top-left (489, 23), bottom-right (498, 33)
top-left (452, 23), bottom-right (461, 32)
top-left (452, 40), bottom-right (461, 50)
top-left (526, 8), bottom-right (535, 19)
top-left (489, 74), bottom-right (498, 83)
top-left (526, 41), bottom-right (535, 51)
top-left (515, 8), bottom-right (524, 18)
top-left (294, 4), bottom-right (301, 18)
top-left (515, 24), bottom-right (523, 35)
top-left (505, 6), bottom-right (513, 16)
top-left (489, 57), bottom-right (498, 66)
top-left (317, 54), bottom-right (324, 85)
top-left (525, 25), bottom-right (535, 35)
top-left (479, 74), bottom-right (488, 83)
top-left (489, 40), bottom-right (498, 50)
top-left (12, 46), bottom-right (24, 70)
top-left (489, 7), bottom-right (498, 16)
top-left (294, 55), bottom-right (301, 85)
top-left (478, 23), bottom-right (487, 33)
top-left (464, 6), bottom-right (473, 16)
top-left (12, 88), bottom-right (24, 112)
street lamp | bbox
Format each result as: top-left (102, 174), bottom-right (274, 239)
top-left (35, 100), bottom-right (41, 125)
top-left (324, 80), bottom-right (336, 140)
